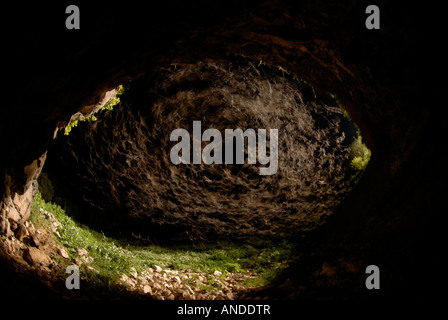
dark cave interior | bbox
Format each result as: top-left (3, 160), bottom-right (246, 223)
top-left (43, 59), bottom-right (361, 244)
top-left (1, 0), bottom-right (446, 303)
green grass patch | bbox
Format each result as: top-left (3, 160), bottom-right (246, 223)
top-left (346, 134), bottom-right (371, 186)
top-left (30, 191), bottom-right (295, 296)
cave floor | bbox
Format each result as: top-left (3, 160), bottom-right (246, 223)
top-left (1, 194), bottom-right (368, 300)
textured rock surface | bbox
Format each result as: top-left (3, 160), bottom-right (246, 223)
top-left (116, 266), bottom-right (254, 300)
top-left (23, 247), bottom-right (52, 267)
top-left (1, 0), bottom-right (445, 301)
top-left (46, 61), bottom-right (355, 242)
top-left (0, 153), bottom-right (45, 238)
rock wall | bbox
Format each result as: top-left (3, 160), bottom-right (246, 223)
top-left (45, 61), bottom-right (355, 242)
top-left (0, 153), bottom-right (46, 238)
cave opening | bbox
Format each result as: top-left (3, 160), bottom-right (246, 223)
top-left (1, 0), bottom-right (440, 303)
top-left (29, 56), bottom-right (370, 299)
top-left (0, 0), bottom-right (443, 307)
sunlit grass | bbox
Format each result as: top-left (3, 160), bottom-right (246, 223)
top-left (30, 191), bottom-right (294, 295)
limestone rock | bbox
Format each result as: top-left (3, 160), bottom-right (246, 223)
top-left (73, 257), bottom-right (82, 266)
top-left (0, 215), bottom-right (12, 237)
top-left (15, 223), bottom-right (28, 241)
top-left (143, 285), bottom-right (152, 294)
top-left (153, 265), bottom-right (163, 273)
top-left (57, 247), bottom-right (69, 259)
top-left (130, 267), bottom-right (138, 278)
top-left (23, 247), bottom-right (52, 267)
top-left (6, 205), bottom-right (20, 224)
top-left (77, 247), bottom-right (89, 256)
top-left (12, 184), bottom-right (34, 222)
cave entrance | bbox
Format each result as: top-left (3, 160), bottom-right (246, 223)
top-left (32, 56), bottom-right (370, 299)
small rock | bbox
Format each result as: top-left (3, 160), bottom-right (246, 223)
top-left (184, 284), bottom-right (194, 295)
top-left (153, 265), bottom-right (163, 273)
top-left (25, 221), bottom-right (35, 233)
top-left (196, 293), bottom-right (206, 300)
top-left (58, 247), bottom-right (69, 259)
top-left (153, 282), bottom-right (161, 290)
top-left (51, 221), bottom-right (61, 233)
top-left (0, 216), bottom-right (12, 237)
top-left (77, 247), bottom-right (89, 256)
top-left (15, 223), bottom-right (28, 241)
top-left (86, 266), bottom-right (98, 272)
top-left (167, 293), bottom-right (175, 300)
top-left (120, 273), bottom-right (136, 288)
top-left (23, 247), bottom-right (51, 267)
top-left (130, 267), bottom-right (138, 278)
top-left (6, 206), bottom-right (21, 223)
top-left (43, 210), bottom-right (55, 221)
top-left (82, 256), bottom-right (94, 264)
top-left (213, 270), bottom-right (222, 277)
top-left (136, 276), bottom-right (147, 284)
top-left (143, 285), bottom-right (152, 294)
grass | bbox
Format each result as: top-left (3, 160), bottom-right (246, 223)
top-left (346, 134), bottom-right (371, 187)
top-left (30, 191), bottom-right (295, 296)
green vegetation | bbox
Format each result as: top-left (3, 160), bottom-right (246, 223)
top-left (347, 134), bottom-right (371, 185)
top-left (323, 92), bottom-right (371, 186)
top-left (349, 136), bottom-right (371, 171)
top-left (63, 120), bottom-right (79, 136)
top-left (64, 85), bottom-right (124, 135)
top-left (30, 187), bottom-right (294, 295)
